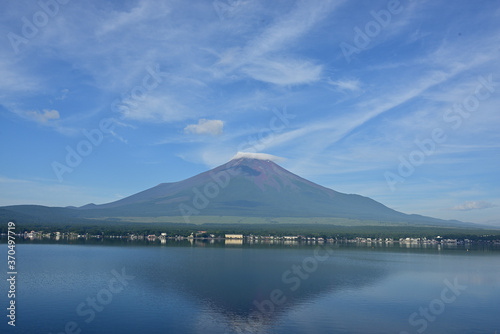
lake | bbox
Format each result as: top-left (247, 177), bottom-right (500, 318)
top-left (2, 241), bottom-right (499, 333)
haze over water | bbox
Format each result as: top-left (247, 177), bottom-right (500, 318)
top-left (3, 242), bottom-right (499, 334)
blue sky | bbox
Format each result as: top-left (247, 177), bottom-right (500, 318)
top-left (1, 0), bottom-right (499, 225)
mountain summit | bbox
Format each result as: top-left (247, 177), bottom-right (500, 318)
top-left (72, 157), bottom-right (464, 226)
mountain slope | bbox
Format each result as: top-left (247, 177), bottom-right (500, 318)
top-left (71, 157), bottom-right (467, 226)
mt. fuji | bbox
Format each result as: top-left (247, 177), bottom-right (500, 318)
top-left (64, 154), bottom-right (470, 227)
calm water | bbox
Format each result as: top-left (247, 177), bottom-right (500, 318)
top-left (2, 242), bottom-right (499, 334)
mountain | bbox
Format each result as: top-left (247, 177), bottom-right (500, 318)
top-left (73, 156), bottom-right (467, 226)
top-left (0, 156), bottom-right (475, 227)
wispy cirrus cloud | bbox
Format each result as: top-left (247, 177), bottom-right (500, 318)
top-left (326, 77), bottom-right (361, 92)
top-left (212, 0), bottom-right (342, 85)
top-left (256, 66), bottom-right (466, 156)
top-left (0, 176), bottom-right (30, 184)
top-left (0, 58), bottom-right (41, 97)
top-left (242, 58), bottom-right (322, 85)
top-left (96, 0), bottom-right (171, 36)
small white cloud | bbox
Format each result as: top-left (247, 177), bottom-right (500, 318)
top-left (451, 201), bottom-right (496, 211)
top-left (231, 151), bottom-right (286, 162)
top-left (25, 109), bottom-right (60, 123)
top-left (184, 119), bottom-right (224, 136)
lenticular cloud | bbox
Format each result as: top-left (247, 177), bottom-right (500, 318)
top-left (231, 152), bottom-right (286, 162)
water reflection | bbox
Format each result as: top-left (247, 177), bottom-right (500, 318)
top-left (225, 239), bottom-right (243, 245)
top-left (139, 245), bottom-right (389, 333)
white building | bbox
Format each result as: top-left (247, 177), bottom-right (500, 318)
top-left (225, 234), bottom-right (243, 239)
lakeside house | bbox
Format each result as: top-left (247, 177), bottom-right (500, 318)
top-left (225, 234), bottom-right (243, 239)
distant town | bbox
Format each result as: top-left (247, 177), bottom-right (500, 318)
top-left (3, 230), bottom-right (500, 247)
